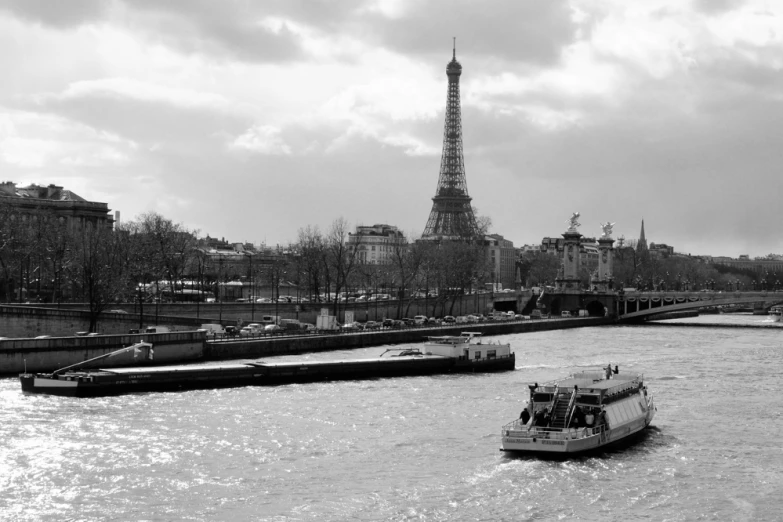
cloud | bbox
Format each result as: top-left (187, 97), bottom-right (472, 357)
top-left (0, 109), bottom-right (135, 169)
top-left (1, 0), bottom-right (783, 257)
top-left (230, 125), bottom-right (292, 155)
top-left (0, 0), bottom-right (108, 28)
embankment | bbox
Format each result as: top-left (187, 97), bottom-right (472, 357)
top-left (0, 331), bottom-right (205, 374)
top-left (1, 316), bottom-right (612, 375)
top-left (205, 317), bottom-right (612, 358)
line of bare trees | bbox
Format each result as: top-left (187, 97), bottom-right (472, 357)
top-left (0, 203), bottom-right (199, 331)
top-left (293, 217), bottom-right (494, 318)
top-left (1, 201), bottom-right (497, 329)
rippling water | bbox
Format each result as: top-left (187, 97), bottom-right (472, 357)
top-left (1, 314), bottom-right (782, 521)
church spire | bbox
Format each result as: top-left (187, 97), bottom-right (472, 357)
top-left (636, 219), bottom-right (648, 253)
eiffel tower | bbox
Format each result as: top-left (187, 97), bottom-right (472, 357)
top-left (421, 41), bottom-right (479, 240)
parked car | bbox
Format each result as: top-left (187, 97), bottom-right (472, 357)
top-left (530, 310), bottom-right (543, 319)
top-left (413, 315), bottom-right (428, 325)
top-left (224, 326), bottom-right (239, 337)
top-left (382, 318), bottom-right (394, 327)
top-left (443, 316), bottom-right (456, 324)
top-left (364, 321), bottom-right (380, 330)
top-left (239, 326), bottom-right (255, 337)
top-left (300, 323), bottom-right (317, 332)
top-left (402, 318), bottom-right (415, 326)
top-left (340, 322), bottom-right (361, 332)
top-left (264, 324), bottom-right (283, 333)
top-left (199, 323), bottom-right (226, 337)
top-left (279, 319), bottom-right (302, 331)
top-left (145, 326), bottom-right (171, 333)
top-left (561, 311), bottom-right (572, 318)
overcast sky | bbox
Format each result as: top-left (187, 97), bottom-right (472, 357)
top-left (1, 0), bottom-right (781, 257)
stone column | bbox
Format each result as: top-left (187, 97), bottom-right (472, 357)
top-left (556, 231), bottom-right (583, 292)
top-left (595, 237), bottom-right (615, 292)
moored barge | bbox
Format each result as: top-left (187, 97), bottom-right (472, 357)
top-left (20, 336), bottom-right (515, 397)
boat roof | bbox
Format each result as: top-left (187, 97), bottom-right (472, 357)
top-left (427, 332), bottom-right (482, 341)
top-left (553, 374), bottom-right (641, 391)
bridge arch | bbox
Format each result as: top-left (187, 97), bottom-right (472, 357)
top-left (585, 300), bottom-right (606, 317)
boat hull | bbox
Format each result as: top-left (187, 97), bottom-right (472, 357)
top-left (500, 404), bottom-right (655, 456)
top-left (20, 353), bottom-right (515, 397)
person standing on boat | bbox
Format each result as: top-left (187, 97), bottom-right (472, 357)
top-left (605, 364), bottom-right (612, 380)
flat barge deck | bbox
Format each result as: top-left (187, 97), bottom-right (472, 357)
top-left (20, 352), bottom-right (515, 397)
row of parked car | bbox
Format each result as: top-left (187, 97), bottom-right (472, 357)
top-left (338, 311), bottom-right (543, 331)
top-left (198, 308), bottom-right (554, 340)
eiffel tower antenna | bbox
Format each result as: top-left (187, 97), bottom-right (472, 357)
top-left (421, 42), bottom-right (479, 240)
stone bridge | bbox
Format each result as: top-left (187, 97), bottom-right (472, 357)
top-left (617, 291), bottom-right (783, 321)
top-left (536, 289), bottom-right (783, 321)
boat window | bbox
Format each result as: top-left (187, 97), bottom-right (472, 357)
top-left (474, 351), bottom-right (481, 360)
top-left (487, 350), bottom-right (496, 359)
top-left (533, 393), bottom-right (553, 402)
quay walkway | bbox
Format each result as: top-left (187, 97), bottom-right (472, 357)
top-left (204, 316), bottom-right (611, 360)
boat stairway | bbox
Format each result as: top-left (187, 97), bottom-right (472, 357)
top-left (549, 397), bottom-right (572, 429)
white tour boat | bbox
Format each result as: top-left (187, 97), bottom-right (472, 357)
top-left (500, 366), bottom-right (655, 456)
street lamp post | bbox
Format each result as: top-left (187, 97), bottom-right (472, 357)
top-left (250, 253), bottom-right (255, 322)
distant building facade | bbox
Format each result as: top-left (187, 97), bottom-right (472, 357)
top-left (486, 234), bottom-right (516, 289)
top-left (710, 256), bottom-right (783, 274)
top-left (348, 224), bottom-right (407, 264)
top-left (649, 242), bottom-right (675, 257)
top-left (0, 181), bottom-right (114, 231)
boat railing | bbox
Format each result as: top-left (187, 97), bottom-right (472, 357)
top-left (602, 377), bottom-right (644, 399)
top-left (501, 421), bottom-right (606, 441)
top-left (549, 385), bottom-right (561, 413)
top-left (564, 387), bottom-right (578, 427)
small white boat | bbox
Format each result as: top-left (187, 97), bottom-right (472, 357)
top-left (769, 306), bottom-right (782, 322)
top-left (500, 366), bottom-right (655, 456)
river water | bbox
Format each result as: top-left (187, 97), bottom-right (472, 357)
top-left (1, 314), bottom-right (781, 521)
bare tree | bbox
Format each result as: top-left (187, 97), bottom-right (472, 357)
top-left (295, 225), bottom-right (326, 301)
top-left (134, 212), bottom-right (198, 299)
top-left (73, 224), bottom-right (131, 332)
top-left (325, 217), bottom-right (360, 316)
